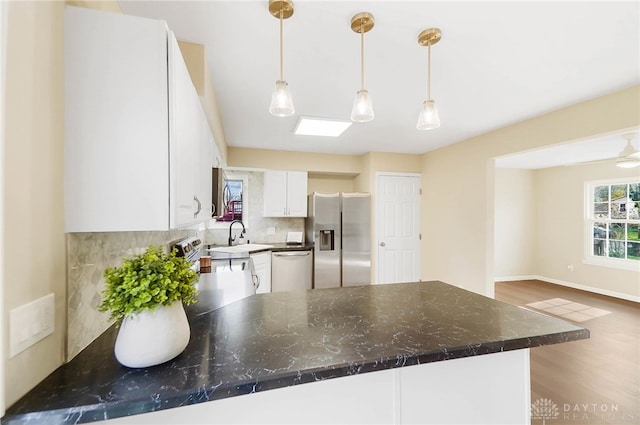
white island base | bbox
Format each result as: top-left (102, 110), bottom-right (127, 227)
top-left (105, 349), bottom-right (530, 425)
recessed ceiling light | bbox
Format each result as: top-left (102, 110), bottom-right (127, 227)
top-left (294, 116), bottom-right (352, 137)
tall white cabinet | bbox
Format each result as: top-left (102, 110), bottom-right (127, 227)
top-left (64, 6), bottom-right (213, 232)
top-left (263, 171), bottom-right (308, 217)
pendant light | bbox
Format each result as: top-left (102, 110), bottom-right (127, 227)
top-left (269, 0), bottom-right (295, 117)
top-left (350, 12), bottom-right (375, 122)
top-left (416, 28), bottom-right (441, 130)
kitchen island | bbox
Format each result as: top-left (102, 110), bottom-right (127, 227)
top-left (2, 281), bottom-right (588, 424)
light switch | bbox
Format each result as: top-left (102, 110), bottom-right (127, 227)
top-left (9, 293), bottom-right (55, 358)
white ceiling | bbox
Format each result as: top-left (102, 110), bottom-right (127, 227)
top-left (119, 1), bottom-right (640, 163)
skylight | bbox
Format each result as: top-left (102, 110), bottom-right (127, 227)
top-left (293, 116), bottom-right (352, 137)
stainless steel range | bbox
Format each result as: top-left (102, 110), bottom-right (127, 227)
top-left (171, 237), bottom-right (203, 266)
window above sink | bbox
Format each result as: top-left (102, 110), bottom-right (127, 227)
top-left (208, 170), bottom-right (250, 230)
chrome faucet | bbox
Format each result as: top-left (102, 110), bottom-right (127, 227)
top-left (228, 220), bottom-right (246, 246)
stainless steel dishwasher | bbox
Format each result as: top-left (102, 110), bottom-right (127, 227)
top-left (271, 249), bottom-right (313, 292)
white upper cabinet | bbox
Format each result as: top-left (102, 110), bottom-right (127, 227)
top-left (286, 171), bottom-right (308, 216)
top-left (64, 6), bottom-right (213, 232)
top-left (263, 170), bottom-right (308, 217)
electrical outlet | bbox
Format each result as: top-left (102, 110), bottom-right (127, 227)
top-left (267, 227), bottom-right (276, 235)
top-left (567, 264), bottom-right (574, 271)
top-left (9, 293), bottom-right (55, 358)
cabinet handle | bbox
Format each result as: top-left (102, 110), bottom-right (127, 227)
top-left (274, 251), bottom-right (311, 257)
top-left (194, 196), bottom-right (201, 217)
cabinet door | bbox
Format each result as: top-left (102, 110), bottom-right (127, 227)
top-left (263, 171), bottom-right (288, 217)
top-left (169, 31), bottom-right (214, 226)
top-left (197, 133), bottom-right (213, 220)
top-left (286, 171), bottom-right (308, 217)
top-left (195, 107), bottom-right (213, 220)
top-left (168, 31), bottom-right (199, 227)
top-left (251, 252), bottom-right (272, 294)
top-left (64, 6), bottom-right (169, 232)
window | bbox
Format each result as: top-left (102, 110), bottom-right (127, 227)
top-left (217, 179), bottom-right (243, 221)
top-left (208, 170), bottom-right (249, 230)
top-left (586, 179), bottom-right (640, 268)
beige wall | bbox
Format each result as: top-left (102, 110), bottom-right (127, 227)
top-left (65, 0), bottom-right (121, 13)
top-left (178, 39), bottom-right (228, 164)
top-left (1, 0), bottom-right (8, 413)
top-left (308, 175), bottom-right (355, 194)
top-left (494, 168), bottom-right (537, 278)
top-left (177, 41), bottom-right (205, 95)
top-left (534, 162), bottom-right (639, 298)
top-left (421, 85), bottom-right (640, 297)
top-left (197, 48), bottom-right (228, 163)
top-left (228, 147), bottom-right (362, 175)
top-left (3, 1), bottom-right (66, 408)
top-left (495, 162), bottom-right (639, 300)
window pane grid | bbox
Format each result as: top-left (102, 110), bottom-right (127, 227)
top-left (588, 181), bottom-right (640, 262)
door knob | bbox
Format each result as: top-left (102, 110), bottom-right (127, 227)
top-left (380, 242), bottom-right (385, 247)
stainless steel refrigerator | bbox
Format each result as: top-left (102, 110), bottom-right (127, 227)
top-left (305, 192), bottom-right (371, 288)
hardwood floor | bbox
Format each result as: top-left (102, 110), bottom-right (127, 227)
top-left (495, 280), bottom-right (640, 425)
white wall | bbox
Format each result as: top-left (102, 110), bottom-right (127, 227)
top-left (494, 168), bottom-right (537, 278)
top-left (533, 162), bottom-right (639, 299)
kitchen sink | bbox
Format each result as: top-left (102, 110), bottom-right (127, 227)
top-left (207, 244), bottom-right (274, 254)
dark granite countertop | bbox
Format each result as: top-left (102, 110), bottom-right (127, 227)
top-left (2, 281), bottom-right (589, 424)
top-left (205, 242), bottom-right (313, 254)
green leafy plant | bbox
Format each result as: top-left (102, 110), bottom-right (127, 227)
top-left (98, 245), bottom-right (198, 323)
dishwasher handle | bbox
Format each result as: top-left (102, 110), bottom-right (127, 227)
top-left (273, 251), bottom-right (311, 257)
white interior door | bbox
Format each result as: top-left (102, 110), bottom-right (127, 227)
top-left (376, 174), bottom-right (421, 284)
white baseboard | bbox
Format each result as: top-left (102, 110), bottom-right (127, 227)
top-left (494, 275), bottom-right (538, 282)
top-left (495, 275), bottom-right (640, 303)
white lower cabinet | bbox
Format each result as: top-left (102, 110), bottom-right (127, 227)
top-left (251, 251), bottom-right (272, 294)
top-left (103, 349), bottom-right (530, 424)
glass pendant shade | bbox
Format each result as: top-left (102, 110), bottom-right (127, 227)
top-left (269, 80), bottom-right (295, 117)
top-left (351, 90), bottom-right (374, 122)
top-left (416, 99), bottom-right (440, 130)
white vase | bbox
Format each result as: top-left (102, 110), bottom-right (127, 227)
top-left (114, 300), bottom-right (190, 368)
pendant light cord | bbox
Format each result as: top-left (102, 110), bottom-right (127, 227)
top-left (279, 8), bottom-right (284, 81)
top-left (427, 42), bottom-right (431, 101)
top-left (360, 21), bottom-right (365, 91)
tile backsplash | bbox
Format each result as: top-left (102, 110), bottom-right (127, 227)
top-left (66, 171), bottom-right (304, 360)
top-left (66, 229), bottom-right (194, 360)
